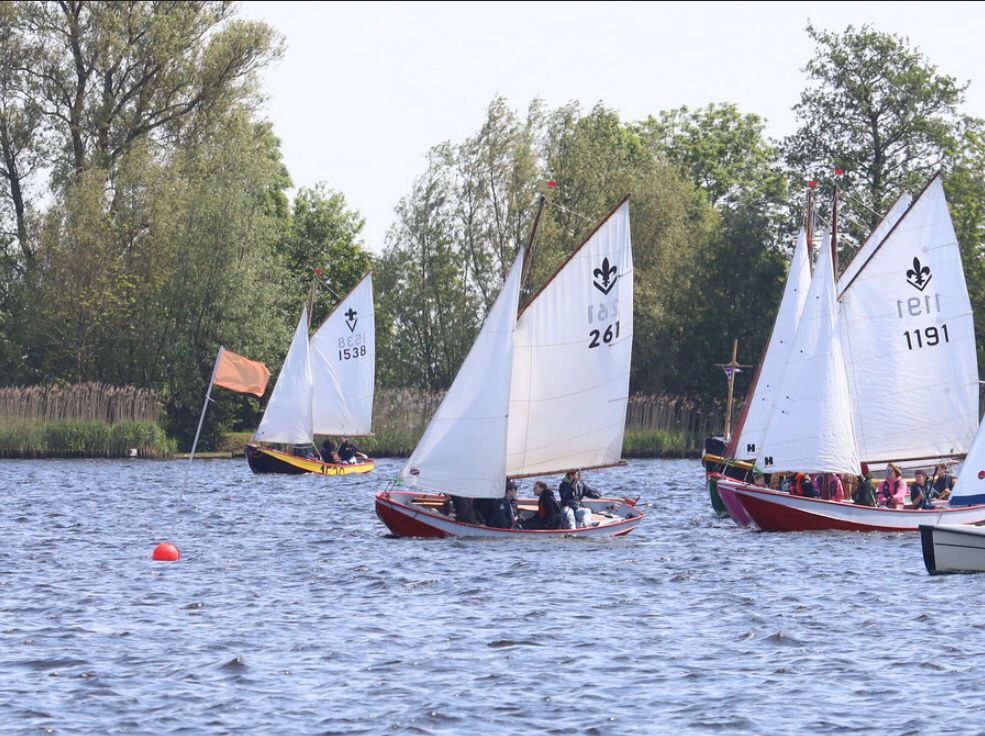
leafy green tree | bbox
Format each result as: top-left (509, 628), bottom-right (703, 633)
top-left (784, 23), bottom-right (966, 246)
top-left (282, 184), bottom-right (373, 327)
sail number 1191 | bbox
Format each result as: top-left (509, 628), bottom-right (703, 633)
top-left (904, 324), bottom-right (949, 350)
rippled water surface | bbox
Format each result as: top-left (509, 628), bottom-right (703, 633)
top-left (1, 457), bottom-right (982, 734)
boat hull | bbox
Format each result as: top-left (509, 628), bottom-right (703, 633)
top-left (721, 478), bottom-right (985, 532)
top-left (374, 490), bottom-right (644, 539)
top-left (246, 444), bottom-right (375, 476)
top-left (920, 524), bottom-right (985, 574)
top-left (712, 475), bottom-right (754, 527)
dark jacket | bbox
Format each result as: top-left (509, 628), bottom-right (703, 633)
top-left (528, 489), bottom-right (561, 529)
top-left (450, 495), bottom-right (479, 524)
top-left (853, 476), bottom-right (876, 506)
top-left (485, 494), bottom-right (515, 529)
top-left (338, 440), bottom-right (359, 462)
top-left (559, 478), bottom-right (602, 509)
top-left (910, 481), bottom-right (934, 509)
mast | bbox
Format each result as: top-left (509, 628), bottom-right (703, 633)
top-left (715, 339), bottom-right (751, 442)
top-left (831, 182), bottom-right (840, 276)
top-left (520, 195), bottom-right (547, 293)
top-left (805, 182), bottom-right (815, 264)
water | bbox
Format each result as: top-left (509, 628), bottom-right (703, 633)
top-left (0, 458), bottom-right (980, 734)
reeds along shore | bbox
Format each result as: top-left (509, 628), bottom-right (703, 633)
top-left (0, 385), bottom-right (723, 459)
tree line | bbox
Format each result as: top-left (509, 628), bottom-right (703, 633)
top-left (0, 5), bottom-right (982, 447)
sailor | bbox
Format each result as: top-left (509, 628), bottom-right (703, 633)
top-left (559, 469), bottom-right (601, 529)
top-left (525, 481), bottom-right (561, 530)
top-left (321, 439), bottom-right (341, 463)
top-left (909, 469), bottom-right (934, 509)
top-left (338, 437), bottom-right (366, 464)
top-left (878, 463), bottom-right (907, 508)
top-left (932, 463), bottom-right (956, 500)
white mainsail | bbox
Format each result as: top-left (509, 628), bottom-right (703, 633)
top-left (839, 177), bottom-right (978, 462)
top-left (399, 250), bottom-right (526, 498)
top-left (756, 233), bottom-right (861, 475)
top-left (255, 307), bottom-right (314, 444)
top-left (506, 199), bottom-right (633, 476)
top-left (837, 191), bottom-right (912, 294)
top-left (309, 273), bottom-right (375, 436)
top-left (732, 228), bottom-right (812, 459)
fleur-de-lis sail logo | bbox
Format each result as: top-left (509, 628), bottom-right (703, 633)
top-left (906, 257), bottom-right (932, 291)
top-left (345, 307), bottom-right (359, 332)
top-left (593, 258), bottom-right (618, 294)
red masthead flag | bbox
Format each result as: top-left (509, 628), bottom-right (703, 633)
top-left (214, 347), bottom-right (271, 396)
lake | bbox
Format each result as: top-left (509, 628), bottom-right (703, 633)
top-left (0, 458), bottom-right (977, 734)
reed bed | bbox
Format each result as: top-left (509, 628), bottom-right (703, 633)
top-left (0, 383), bottom-right (162, 425)
top-left (0, 420), bottom-right (175, 458)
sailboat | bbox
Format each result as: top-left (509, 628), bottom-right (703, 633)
top-left (921, 413), bottom-right (985, 572)
top-left (246, 273), bottom-right (376, 475)
top-left (375, 198), bottom-right (644, 538)
top-left (721, 176), bottom-right (985, 531)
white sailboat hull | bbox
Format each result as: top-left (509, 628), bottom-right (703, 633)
top-left (920, 524), bottom-right (985, 574)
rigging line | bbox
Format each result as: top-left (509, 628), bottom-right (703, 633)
top-left (547, 200), bottom-right (595, 225)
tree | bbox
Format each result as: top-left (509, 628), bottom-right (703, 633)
top-left (282, 184), bottom-right (373, 327)
top-left (784, 23), bottom-right (966, 246)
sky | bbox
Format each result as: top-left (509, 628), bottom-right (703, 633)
top-left (239, 1), bottom-right (985, 252)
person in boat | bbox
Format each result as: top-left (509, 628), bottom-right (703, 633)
top-left (559, 469), bottom-right (602, 529)
top-left (878, 463), bottom-right (907, 508)
top-left (932, 463), bottom-right (956, 501)
top-left (449, 495), bottom-right (480, 524)
top-left (753, 473), bottom-right (767, 488)
top-left (852, 464), bottom-right (877, 506)
top-left (337, 437), bottom-right (367, 464)
top-left (816, 472), bottom-right (845, 502)
top-left (293, 444), bottom-right (318, 459)
top-left (485, 480), bottom-right (519, 529)
top-left (909, 469), bottom-right (935, 510)
top-left (788, 472), bottom-right (819, 498)
top-left (320, 439), bottom-right (341, 464)
top-left (525, 481), bottom-right (561, 530)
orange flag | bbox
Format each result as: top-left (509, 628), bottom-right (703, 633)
top-left (213, 348), bottom-right (271, 397)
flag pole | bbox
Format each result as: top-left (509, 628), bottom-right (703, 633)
top-left (715, 339), bottom-right (751, 443)
top-left (169, 347), bottom-right (223, 539)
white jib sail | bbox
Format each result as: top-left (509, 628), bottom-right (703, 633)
top-left (839, 177), bottom-right (978, 462)
top-left (757, 233), bottom-right (861, 475)
top-left (733, 228), bottom-right (812, 459)
top-left (310, 273), bottom-right (375, 436)
top-left (506, 200), bottom-right (633, 477)
top-left (255, 307), bottom-right (315, 445)
top-left (837, 191), bottom-right (912, 294)
top-left (399, 249), bottom-right (525, 498)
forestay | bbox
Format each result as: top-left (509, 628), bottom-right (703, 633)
top-left (399, 250), bottom-right (525, 498)
top-left (757, 233), bottom-right (861, 475)
top-left (732, 228), bottom-right (812, 459)
top-left (255, 307), bottom-right (315, 444)
top-left (309, 273), bottom-right (375, 435)
top-left (839, 177), bottom-right (978, 462)
top-left (506, 199), bottom-right (633, 477)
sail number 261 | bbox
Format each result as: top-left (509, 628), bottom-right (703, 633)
top-left (588, 299), bottom-right (619, 349)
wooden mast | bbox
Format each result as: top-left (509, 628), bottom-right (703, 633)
top-left (520, 195), bottom-right (547, 293)
top-left (831, 180), bottom-right (840, 276)
top-left (716, 339), bottom-right (751, 442)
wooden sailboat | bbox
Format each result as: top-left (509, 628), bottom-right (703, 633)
top-left (723, 175), bottom-right (985, 531)
top-left (247, 273), bottom-right (376, 475)
top-left (375, 198), bottom-right (644, 538)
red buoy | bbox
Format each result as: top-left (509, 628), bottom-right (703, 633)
top-left (152, 542), bottom-right (181, 561)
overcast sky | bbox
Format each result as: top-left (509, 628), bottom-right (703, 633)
top-left (239, 1), bottom-right (985, 252)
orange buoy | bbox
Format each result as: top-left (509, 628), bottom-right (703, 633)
top-left (152, 542), bottom-right (181, 561)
